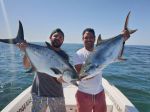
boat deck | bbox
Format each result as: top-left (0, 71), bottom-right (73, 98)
top-left (1, 78), bottom-right (139, 112)
top-left (64, 85), bottom-right (113, 112)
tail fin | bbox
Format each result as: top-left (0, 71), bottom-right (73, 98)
top-left (119, 11), bottom-right (137, 61)
top-left (124, 11), bottom-right (137, 34)
top-left (0, 21), bottom-right (25, 44)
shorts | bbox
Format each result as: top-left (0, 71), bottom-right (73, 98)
top-left (75, 90), bottom-right (107, 112)
top-left (32, 93), bottom-right (66, 112)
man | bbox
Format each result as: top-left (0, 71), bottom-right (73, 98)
top-left (17, 28), bottom-right (67, 112)
top-left (73, 28), bottom-right (130, 112)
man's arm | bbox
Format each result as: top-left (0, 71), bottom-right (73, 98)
top-left (121, 29), bottom-right (130, 42)
top-left (23, 54), bottom-right (31, 69)
top-left (16, 42), bottom-right (32, 69)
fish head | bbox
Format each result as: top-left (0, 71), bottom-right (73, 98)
top-left (62, 69), bottom-right (78, 83)
top-left (79, 63), bottom-right (100, 79)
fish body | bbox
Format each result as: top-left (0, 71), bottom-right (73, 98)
top-left (80, 35), bottom-right (124, 79)
top-left (0, 21), bottom-right (78, 84)
top-left (26, 43), bottom-right (78, 82)
top-left (80, 12), bottom-right (137, 80)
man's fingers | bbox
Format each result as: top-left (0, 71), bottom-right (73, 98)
top-left (122, 29), bottom-right (130, 41)
top-left (16, 43), bottom-right (20, 47)
top-left (16, 42), bottom-right (27, 51)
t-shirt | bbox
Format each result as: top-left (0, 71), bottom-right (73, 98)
top-left (73, 47), bottom-right (103, 95)
top-left (31, 44), bottom-right (69, 97)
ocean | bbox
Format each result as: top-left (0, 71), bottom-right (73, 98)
top-left (0, 43), bottom-right (150, 112)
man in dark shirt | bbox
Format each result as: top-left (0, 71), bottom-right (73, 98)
top-left (18, 28), bottom-right (67, 112)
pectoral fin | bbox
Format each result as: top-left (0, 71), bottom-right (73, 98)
top-left (50, 68), bottom-right (62, 74)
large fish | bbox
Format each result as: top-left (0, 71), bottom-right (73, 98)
top-left (80, 12), bottom-right (137, 80)
top-left (0, 21), bottom-right (78, 85)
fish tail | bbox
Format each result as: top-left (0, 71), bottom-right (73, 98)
top-left (0, 21), bottom-right (25, 44)
top-left (124, 11), bottom-right (137, 34)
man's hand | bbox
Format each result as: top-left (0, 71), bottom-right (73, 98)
top-left (16, 41), bottom-right (27, 51)
top-left (121, 29), bottom-right (130, 42)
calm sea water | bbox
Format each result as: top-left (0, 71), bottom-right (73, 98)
top-left (0, 43), bottom-right (150, 112)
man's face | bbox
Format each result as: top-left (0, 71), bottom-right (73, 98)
top-left (50, 32), bottom-right (64, 48)
top-left (82, 31), bottom-right (95, 50)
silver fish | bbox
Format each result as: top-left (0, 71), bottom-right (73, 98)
top-left (80, 12), bottom-right (137, 80)
top-left (0, 21), bottom-right (78, 85)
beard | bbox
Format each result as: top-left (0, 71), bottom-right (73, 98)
top-left (51, 39), bottom-right (62, 48)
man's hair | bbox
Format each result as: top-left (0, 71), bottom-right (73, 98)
top-left (82, 28), bottom-right (95, 38)
top-left (50, 28), bottom-right (64, 38)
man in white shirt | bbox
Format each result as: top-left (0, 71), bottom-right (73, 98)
top-left (73, 28), bottom-right (130, 112)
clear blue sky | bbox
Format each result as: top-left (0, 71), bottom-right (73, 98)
top-left (0, 0), bottom-right (150, 45)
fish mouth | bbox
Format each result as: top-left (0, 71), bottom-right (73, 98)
top-left (79, 73), bottom-right (89, 80)
top-left (79, 74), bottom-right (95, 80)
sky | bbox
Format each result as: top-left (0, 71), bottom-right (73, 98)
top-left (0, 0), bottom-right (150, 45)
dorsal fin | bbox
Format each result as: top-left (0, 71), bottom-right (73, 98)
top-left (45, 41), bottom-right (53, 49)
top-left (96, 34), bottom-right (102, 46)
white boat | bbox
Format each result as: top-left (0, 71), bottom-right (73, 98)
top-left (1, 78), bottom-right (139, 112)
